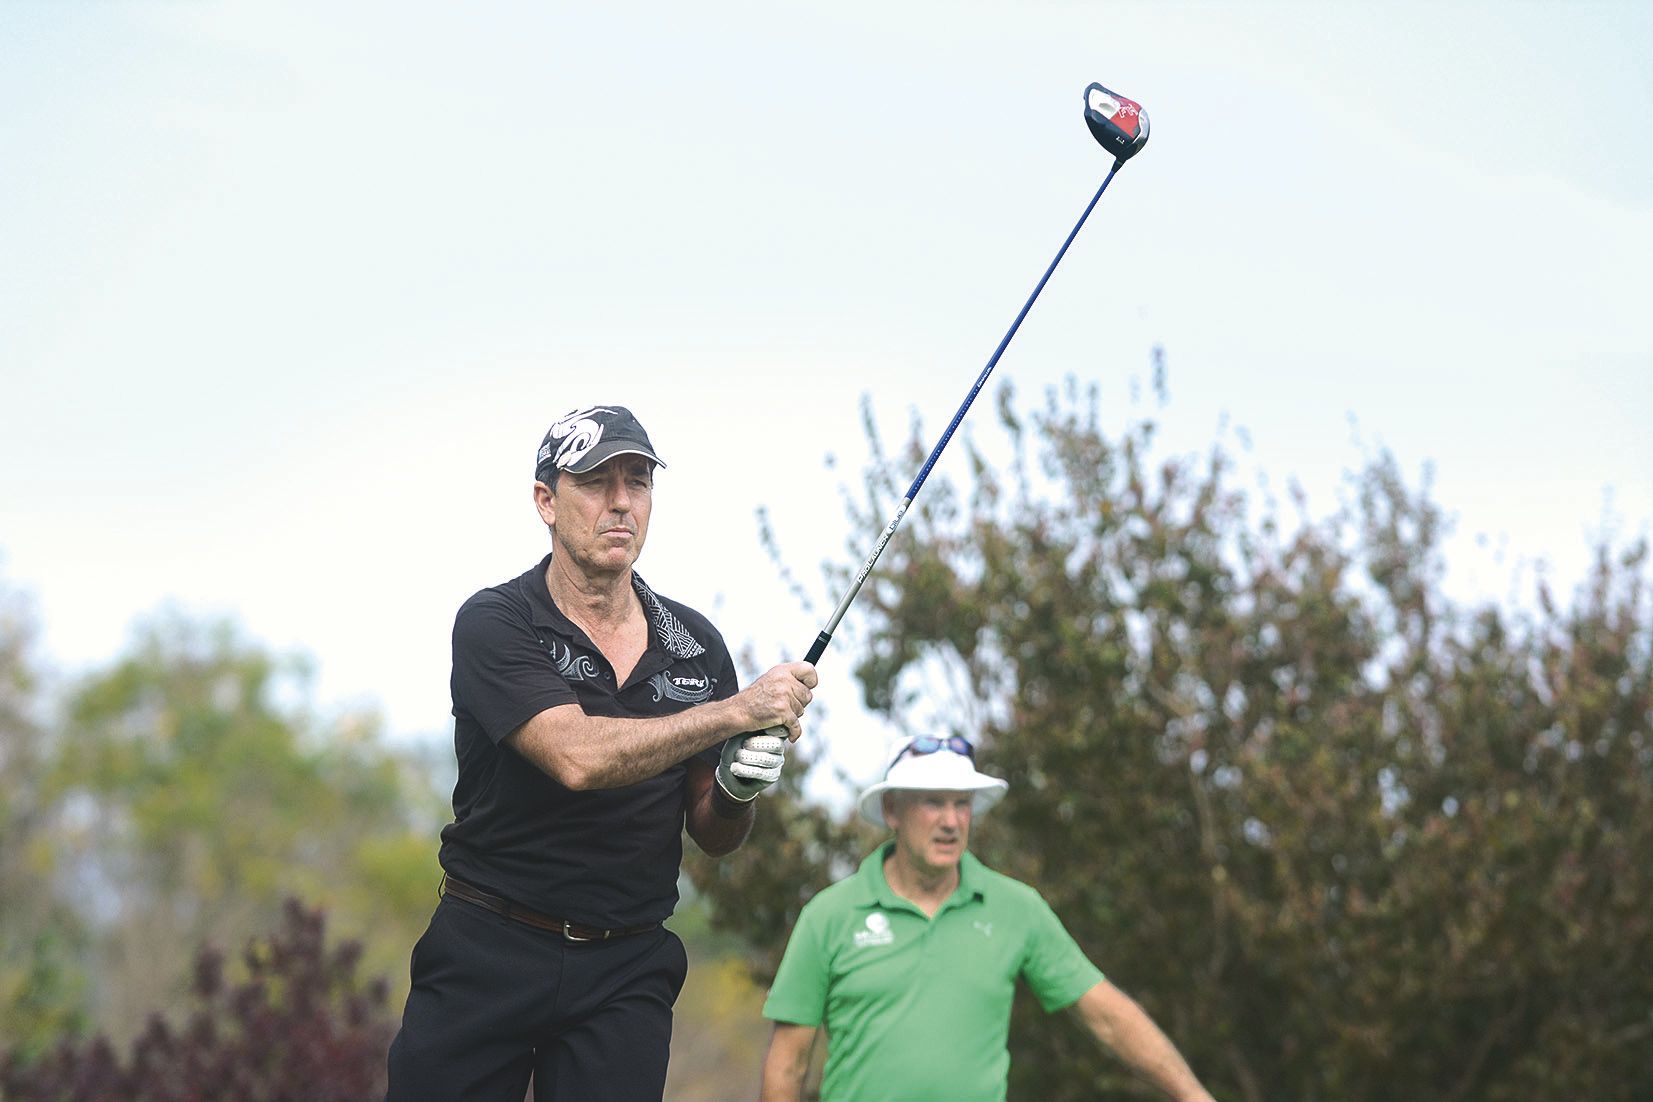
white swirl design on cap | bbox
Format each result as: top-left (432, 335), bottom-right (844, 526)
top-left (550, 406), bottom-right (618, 470)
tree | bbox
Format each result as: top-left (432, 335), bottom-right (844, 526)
top-left (689, 379), bottom-right (1653, 1100)
top-left (0, 575), bottom-right (90, 1062)
top-left (33, 612), bottom-right (446, 1048)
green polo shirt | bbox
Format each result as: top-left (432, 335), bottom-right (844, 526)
top-left (763, 843), bottom-right (1104, 1102)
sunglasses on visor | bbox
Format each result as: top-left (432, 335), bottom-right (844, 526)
top-left (887, 735), bottom-right (976, 774)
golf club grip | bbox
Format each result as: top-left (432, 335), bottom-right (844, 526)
top-left (803, 631), bottom-right (832, 665)
top-left (748, 633), bottom-right (831, 748)
top-left (765, 632), bottom-right (832, 744)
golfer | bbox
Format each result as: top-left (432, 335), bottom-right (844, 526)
top-left (386, 404), bottom-right (817, 1101)
top-left (760, 735), bottom-right (1216, 1102)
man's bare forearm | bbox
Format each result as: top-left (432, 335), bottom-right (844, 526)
top-left (684, 759), bottom-right (755, 856)
top-left (1074, 981), bottom-right (1215, 1102)
top-left (508, 698), bottom-right (749, 790)
top-left (760, 1023), bottom-right (816, 1102)
top-left (506, 662), bottom-right (815, 790)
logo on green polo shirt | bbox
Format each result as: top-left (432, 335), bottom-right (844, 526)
top-left (853, 912), bottom-right (894, 948)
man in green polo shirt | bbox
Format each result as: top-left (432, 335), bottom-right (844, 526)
top-left (760, 735), bottom-right (1216, 1102)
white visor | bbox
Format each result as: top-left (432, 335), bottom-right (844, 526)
top-left (856, 746), bottom-right (1008, 826)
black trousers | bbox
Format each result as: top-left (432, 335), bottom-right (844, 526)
top-left (385, 896), bottom-right (689, 1101)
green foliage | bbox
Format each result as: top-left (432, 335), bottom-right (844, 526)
top-left (0, 605), bottom-right (445, 1052)
top-left (694, 380), bottom-right (1653, 1101)
top-left (0, 581), bottom-right (91, 1060)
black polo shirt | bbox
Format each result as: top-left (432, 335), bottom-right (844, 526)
top-left (437, 554), bottom-right (738, 927)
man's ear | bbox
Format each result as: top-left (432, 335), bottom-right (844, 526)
top-left (534, 481), bottom-right (557, 530)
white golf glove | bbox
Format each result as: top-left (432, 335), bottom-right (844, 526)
top-left (715, 732), bottom-right (788, 803)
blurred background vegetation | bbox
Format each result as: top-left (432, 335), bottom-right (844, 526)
top-left (3, 380), bottom-right (1649, 1099)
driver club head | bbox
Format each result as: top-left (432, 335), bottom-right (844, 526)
top-left (1083, 82), bottom-right (1149, 163)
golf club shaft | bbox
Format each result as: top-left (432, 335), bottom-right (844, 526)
top-left (801, 158), bottom-right (1126, 667)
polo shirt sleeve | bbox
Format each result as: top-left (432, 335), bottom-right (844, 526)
top-left (762, 902), bottom-right (830, 1028)
top-left (451, 591), bottom-right (579, 745)
top-left (1019, 891), bottom-right (1105, 1012)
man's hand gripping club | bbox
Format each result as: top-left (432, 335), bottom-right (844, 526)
top-left (715, 662), bottom-right (816, 805)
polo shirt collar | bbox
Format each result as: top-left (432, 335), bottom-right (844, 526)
top-left (854, 842), bottom-right (988, 914)
top-left (519, 554), bottom-right (707, 660)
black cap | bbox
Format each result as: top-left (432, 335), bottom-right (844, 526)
top-left (535, 406), bottom-right (666, 482)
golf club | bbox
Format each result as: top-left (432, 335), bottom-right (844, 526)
top-left (762, 81), bottom-right (1149, 740)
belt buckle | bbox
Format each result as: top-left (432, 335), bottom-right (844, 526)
top-left (562, 919), bottom-right (600, 943)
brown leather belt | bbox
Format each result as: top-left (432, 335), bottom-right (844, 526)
top-left (441, 875), bottom-right (661, 942)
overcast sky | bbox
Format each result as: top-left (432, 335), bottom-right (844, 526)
top-left (3, 0), bottom-right (1650, 795)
